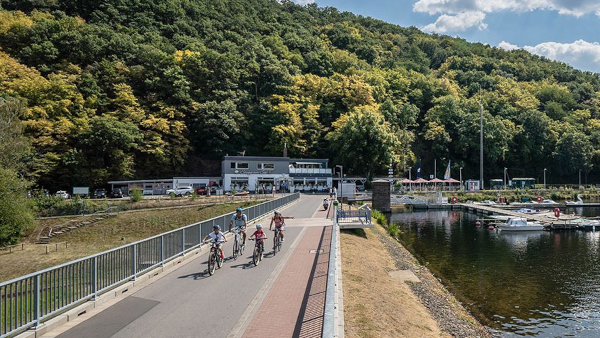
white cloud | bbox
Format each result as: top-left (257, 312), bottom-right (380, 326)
top-left (497, 39), bottom-right (600, 73)
top-left (498, 41), bottom-right (519, 51)
top-left (524, 39), bottom-right (600, 72)
top-left (422, 11), bottom-right (487, 33)
top-left (415, 0), bottom-right (600, 32)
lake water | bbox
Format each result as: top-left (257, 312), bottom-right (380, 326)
top-left (391, 209), bottom-right (600, 336)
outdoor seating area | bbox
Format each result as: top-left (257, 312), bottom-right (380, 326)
top-left (400, 178), bottom-right (461, 191)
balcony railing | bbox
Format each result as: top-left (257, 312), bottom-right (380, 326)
top-left (289, 168), bottom-right (332, 175)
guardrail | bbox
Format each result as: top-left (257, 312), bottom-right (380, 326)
top-left (323, 202), bottom-right (342, 337)
top-left (336, 205), bottom-right (372, 224)
top-left (0, 193), bottom-right (300, 338)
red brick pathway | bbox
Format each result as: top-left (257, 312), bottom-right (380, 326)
top-left (242, 225), bottom-right (331, 338)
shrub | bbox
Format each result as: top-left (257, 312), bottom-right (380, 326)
top-left (388, 223), bottom-right (399, 238)
top-left (191, 191), bottom-right (198, 200)
top-left (130, 189), bottom-right (143, 202)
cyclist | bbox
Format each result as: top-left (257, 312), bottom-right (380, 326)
top-left (269, 210), bottom-right (294, 245)
top-left (229, 207), bottom-right (248, 245)
top-left (203, 225), bottom-right (227, 258)
top-left (250, 223), bottom-right (267, 252)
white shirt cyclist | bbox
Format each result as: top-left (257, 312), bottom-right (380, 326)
top-left (208, 232), bottom-right (226, 243)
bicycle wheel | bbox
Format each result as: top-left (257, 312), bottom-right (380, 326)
top-left (252, 247), bottom-right (259, 266)
top-left (217, 249), bottom-right (223, 268)
top-left (240, 235), bottom-right (245, 255)
top-left (259, 244), bottom-right (263, 262)
top-left (273, 236), bottom-right (278, 256)
top-left (233, 238), bottom-right (239, 260)
top-left (208, 251), bottom-right (216, 275)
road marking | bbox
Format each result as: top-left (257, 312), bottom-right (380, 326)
top-left (227, 226), bottom-right (308, 338)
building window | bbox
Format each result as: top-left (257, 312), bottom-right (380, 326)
top-left (257, 163), bottom-right (275, 170)
top-left (231, 162), bottom-right (249, 169)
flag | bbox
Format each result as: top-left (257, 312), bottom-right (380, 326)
top-left (444, 161), bottom-right (451, 180)
top-left (417, 160), bottom-right (421, 178)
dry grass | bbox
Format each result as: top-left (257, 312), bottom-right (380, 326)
top-left (341, 226), bottom-right (446, 338)
top-left (0, 201), bottom-right (256, 282)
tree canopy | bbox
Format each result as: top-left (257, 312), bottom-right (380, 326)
top-left (1, 0), bottom-right (600, 187)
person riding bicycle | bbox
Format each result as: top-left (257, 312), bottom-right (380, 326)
top-left (229, 207), bottom-right (248, 245)
top-left (269, 210), bottom-right (294, 245)
top-left (203, 225), bottom-right (227, 258)
top-left (250, 223), bottom-right (267, 252)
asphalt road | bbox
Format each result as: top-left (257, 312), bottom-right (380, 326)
top-left (55, 195), bottom-right (325, 338)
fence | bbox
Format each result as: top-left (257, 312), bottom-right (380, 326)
top-left (0, 193), bottom-right (299, 338)
top-left (322, 203), bottom-right (342, 337)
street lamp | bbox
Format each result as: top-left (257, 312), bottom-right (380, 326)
top-left (579, 169), bottom-right (582, 188)
top-left (408, 166), bottom-right (412, 191)
top-left (544, 168), bottom-right (547, 190)
top-left (335, 165), bottom-right (343, 201)
top-left (503, 167), bottom-right (507, 190)
top-left (459, 167), bottom-right (463, 191)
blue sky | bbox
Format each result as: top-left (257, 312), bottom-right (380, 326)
top-left (300, 0), bottom-right (600, 73)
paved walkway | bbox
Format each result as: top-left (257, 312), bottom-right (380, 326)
top-left (42, 194), bottom-right (333, 338)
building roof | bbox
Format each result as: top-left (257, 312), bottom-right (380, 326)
top-left (222, 156), bottom-right (290, 161)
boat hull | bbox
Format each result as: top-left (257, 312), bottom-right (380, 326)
top-left (497, 225), bottom-right (545, 231)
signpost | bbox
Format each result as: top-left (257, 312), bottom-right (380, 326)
top-left (388, 163), bottom-right (393, 192)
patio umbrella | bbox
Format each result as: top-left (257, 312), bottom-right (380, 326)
top-left (444, 178), bottom-right (460, 191)
top-left (402, 178), bottom-right (414, 191)
top-left (429, 178), bottom-right (444, 191)
top-left (413, 178), bottom-right (428, 191)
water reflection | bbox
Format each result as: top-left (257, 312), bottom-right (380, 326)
top-left (391, 210), bottom-right (600, 336)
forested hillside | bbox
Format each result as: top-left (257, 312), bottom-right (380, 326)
top-left (2, 0), bottom-right (600, 189)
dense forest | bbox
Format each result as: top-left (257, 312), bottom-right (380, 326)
top-left (2, 0), bottom-right (600, 191)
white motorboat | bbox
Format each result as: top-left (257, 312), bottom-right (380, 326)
top-left (515, 208), bottom-right (541, 214)
top-left (497, 217), bottom-right (545, 231)
top-left (566, 194), bottom-right (584, 205)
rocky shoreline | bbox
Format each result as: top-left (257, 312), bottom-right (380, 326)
top-left (373, 225), bottom-right (492, 337)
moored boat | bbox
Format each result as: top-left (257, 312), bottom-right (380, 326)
top-left (497, 217), bottom-right (545, 232)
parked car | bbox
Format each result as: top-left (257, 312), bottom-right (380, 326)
top-left (111, 188), bottom-right (124, 198)
top-left (94, 189), bottom-right (107, 199)
top-left (55, 190), bottom-right (70, 199)
top-left (195, 186), bottom-right (208, 195)
top-left (166, 186), bottom-right (194, 197)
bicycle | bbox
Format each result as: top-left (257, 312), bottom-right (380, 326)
top-left (232, 227), bottom-right (245, 260)
top-left (272, 227), bottom-right (282, 255)
top-left (206, 240), bottom-right (224, 275)
top-left (250, 237), bottom-right (267, 266)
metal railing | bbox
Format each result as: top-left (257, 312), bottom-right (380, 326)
top-left (323, 203), bottom-right (341, 337)
top-left (0, 193), bottom-right (299, 338)
top-left (336, 206), bottom-right (372, 224)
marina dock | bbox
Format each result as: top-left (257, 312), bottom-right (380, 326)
top-left (460, 203), bottom-right (588, 230)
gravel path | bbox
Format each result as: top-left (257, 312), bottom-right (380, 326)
top-left (373, 225), bottom-right (492, 338)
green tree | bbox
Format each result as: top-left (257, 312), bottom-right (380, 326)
top-left (0, 97), bottom-right (34, 245)
top-left (326, 105), bottom-right (400, 179)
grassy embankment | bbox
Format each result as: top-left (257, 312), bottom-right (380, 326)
top-left (341, 210), bottom-right (490, 337)
top-left (341, 225), bottom-right (444, 337)
top-left (0, 200), bottom-right (260, 282)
